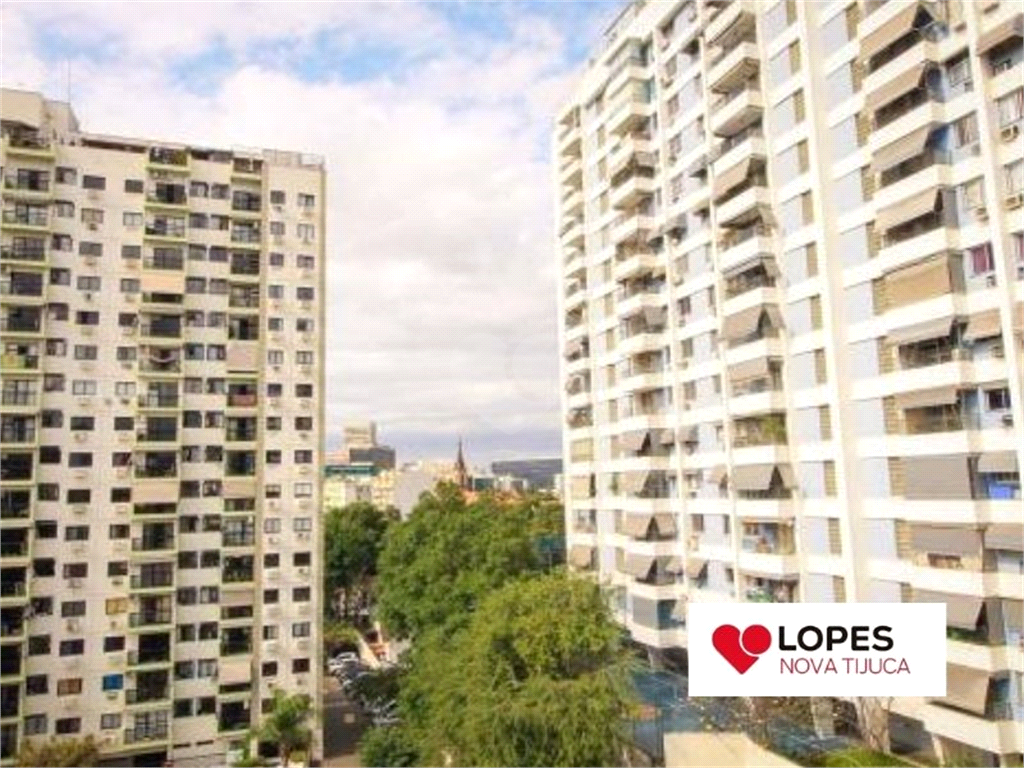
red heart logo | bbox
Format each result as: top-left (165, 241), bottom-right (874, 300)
top-left (712, 624), bottom-right (772, 674)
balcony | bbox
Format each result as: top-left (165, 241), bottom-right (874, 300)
top-left (708, 41), bottom-right (759, 94)
top-left (2, 132), bottom-right (53, 157)
top-left (0, 352), bottom-right (38, 372)
top-left (743, 577), bottom-right (798, 603)
top-left (3, 174), bottom-right (50, 197)
top-left (732, 415), bottom-right (788, 448)
top-left (144, 221), bottom-right (186, 240)
top-left (710, 86), bottom-right (763, 138)
top-left (129, 609), bottom-right (173, 627)
top-left (137, 393), bottom-right (179, 409)
top-left (0, 314), bottom-right (41, 335)
top-left (902, 406), bottom-right (978, 436)
top-left (227, 392), bottom-right (258, 408)
top-left (0, 274), bottom-right (44, 299)
top-left (0, 242), bottom-right (46, 264)
top-left (124, 723), bottom-right (169, 744)
top-left (230, 228), bottom-right (261, 245)
top-left (139, 321), bottom-right (181, 340)
top-left (134, 458), bottom-right (178, 480)
top-left (231, 193), bottom-right (262, 213)
top-left (131, 535), bottom-right (175, 554)
top-left (1, 209), bottom-right (47, 230)
top-left (879, 148), bottom-right (950, 189)
top-left (867, 19), bottom-right (946, 75)
top-left (149, 147), bottom-right (189, 169)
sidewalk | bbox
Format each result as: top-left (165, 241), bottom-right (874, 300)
top-left (322, 676), bottom-right (367, 768)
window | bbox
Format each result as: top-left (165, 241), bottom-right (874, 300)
top-left (294, 552), bottom-right (311, 567)
top-left (64, 525), bottom-right (89, 541)
top-left (969, 243), bottom-right (995, 275)
top-left (268, 284), bottom-right (284, 299)
top-left (55, 166), bottom-right (77, 184)
top-left (1005, 161), bottom-right (1024, 196)
top-left (73, 345), bottom-right (98, 360)
top-left (294, 482), bottom-right (313, 499)
top-left (107, 561), bottom-right (128, 577)
top-left (105, 598), bottom-right (128, 615)
top-left (109, 524), bottom-right (129, 539)
top-left (987, 388), bottom-right (1011, 410)
top-left (62, 563), bottom-right (87, 578)
top-left (124, 179), bottom-right (144, 193)
top-left (292, 622), bottom-right (311, 638)
top-left (293, 658), bottom-right (311, 674)
top-left (57, 678), bottom-right (83, 696)
top-left (270, 190), bottom-right (286, 205)
top-left (111, 488), bottom-right (131, 503)
top-left (26, 675), bottom-right (48, 695)
top-left (294, 450), bottom-right (313, 464)
top-left (49, 267), bottom-right (70, 285)
top-left (293, 587), bottom-right (311, 602)
top-left (104, 636), bottom-right (125, 652)
top-left (82, 175), bottom-right (106, 190)
top-left (120, 278), bottom-right (140, 293)
top-left (122, 244), bottom-right (141, 259)
top-left (41, 410), bottom-right (63, 429)
top-left (997, 88), bottom-right (1023, 128)
top-left (59, 639), bottom-right (85, 656)
top-left (24, 714), bottom-right (47, 736)
top-left (123, 211), bottom-right (143, 227)
top-left (61, 600), bottom-right (86, 617)
top-left (81, 208), bottom-right (104, 225)
top-left (54, 200), bottom-right (74, 218)
top-left (952, 113), bottom-right (979, 149)
top-left (35, 521), bottom-right (57, 539)
top-left (298, 193), bottom-right (315, 208)
top-left (55, 718), bottom-right (81, 734)
top-left (100, 713), bottom-right (122, 730)
top-left (297, 287), bottom-right (314, 301)
top-left (297, 254), bottom-right (315, 270)
top-left (296, 350), bottom-right (314, 365)
top-left (78, 242), bottom-right (103, 257)
top-left (262, 661), bottom-right (278, 676)
top-left (268, 350), bottom-right (284, 365)
top-left (68, 452), bottom-right (93, 467)
top-left (39, 446), bottom-right (61, 464)
top-left (28, 635), bottom-right (50, 655)
top-left (269, 221), bottom-right (285, 236)
top-left (264, 553), bottom-right (280, 568)
top-left (297, 223), bottom-right (315, 241)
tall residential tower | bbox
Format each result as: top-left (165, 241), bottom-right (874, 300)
top-left (1, 89), bottom-right (325, 766)
top-left (555, 2), bottom-right (1023, 764)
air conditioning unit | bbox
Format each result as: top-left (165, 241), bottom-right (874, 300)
top-left (985, 274), bottom-right (998, 288)
top-left (125, 294), bottom-right (137, 303)
top-left (84, 256), bottom-right (97, 266)
top-left (973, 205), bottom-right (988, 221)
top-left (268, 536), bottom-right (279, 545)
top-left (66, 619), bottom-right (81, 632)
top-left (74, 432), bottom-right (87, 442)
top-left (297, 567), bottom-right (310, 576)
top-left (1002, 124), bottom-right (1021, 142)
top-left (298, 532), bottom-right (310, 541)
top-left (1002, 413), bottom-right (1014, 427)
top-left (87, 223), bottom-right (98, 231)
top-left (68, 577), bottom-right (83, 588)
top-left (88, 189), bottom-right (101, 201)
top-left (1005, 192), bottom-right (1023, 209)
top-left (105, 691), bottom-right (118, 700)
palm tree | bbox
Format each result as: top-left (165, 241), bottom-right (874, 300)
top-left (253, 691), bottom-right (314, 765)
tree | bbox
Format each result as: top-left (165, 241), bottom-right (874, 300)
top-left (16, 735), bottom-right (100, 767)
top-left (358, 725), bottom-right (419, 767)
top-left (324, 501), bottom-right (393, 621)
top-left (253, 691), bottom-right (313, 765)
top-left (376, 483), bottom-right (554, 639)
top-left (398, 573), bottom-right (639, 767)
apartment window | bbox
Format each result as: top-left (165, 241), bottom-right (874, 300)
top-left (268, 350), bottom-right (284, 365)
top-left (109, 524), bottom-right (129, 539)
top-left (297, 254), bottom-right (315, 269)
top-left (49, 267), bottom-right (70, 285)
top-left (38, 446), bottom-right (61, 464)
top-left (297, 287), bottom-right (314, 301)
top-left (100, 714), bottom-right (122, 730)
top-left (297, 223), bottom-right (315, 241)
top-left (293, 587), bottom-right (311, 602)
top-left (292, 622), bottom-right (311, 638)
top-left (45, 340), bottom-right (66, 358)
top-left (264, 589), bottom-right (280, 605)
top-left (294, 450), bottom-right (313, 465)
top-left (111, 488), bottom-right (131, 503)
top-left (270, 190), bottom-right (285, 205)
top-left (55, 166), bottom-right (76, 184)
top-left (73, 345), bottom-right (98, 361)
top-left (969, 244), bottom-right (995, 276)
top-left (264, 518), bottom-right (281, 534)
top-left (40, 410), bottom-right (63, 429)
top-left (43, 374), bottom-right (65, 392)
top-left (79, 241), bottom-right (102, 257)
top-left (68, 452), bottom-right (93, 469)
top-left (62, 563), bottom-right (87, 579)
top-left (1005, 161), bottom-right (1024, 196)
top-left (55, 718), bottom-right (81, 734)
top-left (265, 449), bottom-right (281, 465)
top-left (64, 525), bottom-right (89, 541)
top-left (298, 193), bottom-right (315, 208)
top-left (75, 311), bottom-right (99, 326)
top-left (996, 88), bottom-right (1023, 128)
top-left (293, 516), bottom-right (313, 531)
top-left (69, 416), bottom-right (94, 431)
top-left (263, 624), bottom-right (279, 640)
top-left (269, 221), bottom-right (285, 236)
top-left (81, 175), bottom-right (105, 190)
top-left (28, 636), bottom-right (50, 655)
top-left (123, 178), bottom-right (144, 193)
top-left (987, 388), bottom-right (1011, 410)
top-left (37, 484), bottom-right (59, 501)
top-left (295, 416), bottom-right (313, 430)
top-left (104, 636), bottom-right (125, 652)
top-left (35, 521), bottom-right (57, 539)
top-left (71, 380), bottom-right (96, 396)
top-left (54, 200), bottom-right (74, 218)
top-left (52, 233), bottom-right (72, 251)
top-left (120, 278), bottom-right (140, 294)
top-left (122, 244), bottom-right (141, 259)
top-left (107, 561), bottom-right (128, 576)
top-left (297, 317), bottom-right (315, 332)
top-left (49, 303), bottom-right (69, 321)
top-left (779, 192), bottom-right (812, 235)
top-left (266, 416), bottom-right (281, 431)
top-left (773, 90), bottom-right (805, 133)
top-left (24, 714), bottom-right (47, 736)
top-left (57, 678), bottom-right (83, 696)
top-left (268, 284), bottom-right (284, 299)
top-left (296, 350), bottom-right (314, 365)
top-left (59, 640), bottom-right (85, 656)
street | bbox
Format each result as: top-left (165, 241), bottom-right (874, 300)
top-left (322, 676), bottom-right (368, 767)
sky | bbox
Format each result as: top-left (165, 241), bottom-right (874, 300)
top-left (1, 0), bottom-right (625, 465)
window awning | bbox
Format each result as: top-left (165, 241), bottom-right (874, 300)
top-left (937, 664), bottom-right (990, 716)
top-left (671, 599), bottom-right (688, 621)
top-left (865, 61), bottom-right (930, 114)
top-left (910, 524), bottom-right (982, 557)
top-left (1003, 600), bottom-right (1024, 633)
top-left (903, 454), bottom-right (972, 500)
top-left (219, 659), bottom-right (252, 686)
top-left (872, 123), bottom-right (938, 175)
top-left (625, 553), bottom-right (656, 578)
top-left (977, 12), bottom-right (1023, 55)
top-left (977, 451), bottom-right (1019, 474)
top-left (913, 589), bottom-right (983, 630)
top-left (707, 465), bottom-right (727, 485)
top-left (732, 463), bottom-right (777, 492)
top-left (894, 385), bottom-right (959, 410)
top-left (679, 425), bottom-right (699, 444)
top-left (728, 356), bottom-right (773, 385)
top-left (221, 588), bottom-right (255, 607)
top-left (565, 338), bottom-right (586, 358)
top-left (659, 428), bottom-right (677, 445)
top-left (713, 158), bottom-right (754, 202)
top-left (623, 514), bottom-right (654, 538)
top-left (568, 544), bottom-right (595, 568)
top-left (619, 471), bottom-right (650, 496)
top-left (962, 310), bottom-right (1002, 341)
top-left (861, 2), bottom-right (930, 62)
top-left (620, 431), bottom-right (650, 454)
top-left (723, 254), bottom-right (779, 280)
top-left (984, 524), bottom-right (1023, 552)
top-left (876, 188), bottom-right (941, 233)
top-left (570, 476), bottom-right (591, 497)
top-left (888, 316), bottom-right (954, 346)
top-left (662, 555), bottom-right (684, 574)
top-left (653, 513), bottom-right (677, 537)
top-left (741, 566), bottom-right (799, 580)
top-left (685, 558), bottom-right (708, 579)
top-left (642, 306), bottom-right (666, 326)
top-left (885, 254), bottom-right (953, 309)
top-left (721, 304), bottom-right (764, 341)
top-left (688, 153), bottom-right (708, 176)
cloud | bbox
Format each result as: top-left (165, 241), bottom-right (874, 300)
top-left (1, 0), bottom-right (621, 461)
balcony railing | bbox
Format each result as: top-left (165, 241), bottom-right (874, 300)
top-left (3, 178), bottom-right (50, 193)
top-left (0, 245), bottom-right (45, 262)
top-left (134, 464), bottom-right (177, 479)
top-left (1, 210), bottom-right (47, 227)
top-left (903, 409), bottom-right (979, 435)
top-left (131, 536), bottom-right (175, 552)
top-left (899, 345), bottom-right (970, 370)
top-left (230, 230), bottom-right (261, 244)
top-left (0, 583), bottom-right (27, 598)
top-left (129, 611), bottom-right (173, 626)
top-left (137, 394), bottom-right (179, 408)
top-left (0, 354), bottom-right (39, 371)
top-left (0, 318), bottom-right (41, 333)
top-left (879, 149), bottom-right (950, 188)
top-left (725, 272), bottom-right (775, 298)
top-left (719, 222), bottom-right (770, 251)
top-left (227, 393), bottom-right (257, 407)
top-left (123, 724), bottom-right (169, 743)
top-left (868, 21), bottom-right (947, 73)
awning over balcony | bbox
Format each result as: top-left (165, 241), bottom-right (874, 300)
top-left (962, 309), bottom-right (1002, 341)
top-left (913, 589), bottom-right (983, 630)
top-left (688, 153), bottom-right (709, 176)
top-left (732, 463), bottom-right (791, 492)
top-left (903, 454), bottom-right (972, 500)
top-left (621, 431), bottom-right (651, 454)
top-left (865, 61), bottom-right (931, 114)
top-left (663, 556), bottom-right (684, 574)
top-left (723, 254), bottom-right (779, 279)
top-left (623, 514), bottom-right (654, 538)
top-left (679, 425), bottom-right (699, 444)
top-left (876, 188), bottom-right (941, 234)
top-left (712, 158), bottom-right (755, 201)
top-left (872, 123), bottom-right (937, 174)
top-left (740, 566), bottom-right (799, 580)
top-left (707, 465), bottom-right (727, 486)
top-left (984, 523), bottom-right (1023, 551)
top-left (938, 664), bottom-right (990, 716)
top-left (884, 254), bottom-right (953, 309)
top-left (641, 306), bottom-right (666, 326)
top-left (685, 558), bottom-right (708, 579)
top-left (861, 2), bottom-right (931, 62)
top-left (910, 524), bottom-right (982, 556)
top-left (565, 338), bottom-right (586, 358)
top-left (619, 471), bottom-right (650, 496)
top-left (721, 304), bottom-right (781, 341)
top-left (894, 385), bottom-right (959, 410)
top-left (219, 659), bottom-right (252, 686)
top-left (976, 12), bottom-right (1023, 55)
top-left (570, 476), bottom-right (592, 498)
top-left (625, 553), bottom-right (657, 578)
top-left (977, 451), bottom-right (1019, 474)
top-left (653, 513), bottom-right (677, 536)
top-left (659, 428), bottom-right (677, 445)
top-left (728, 356), bottom-right (773, 385)
top-left (568, 544), bottom-right (595, 568)
top-left (221, 588), bottom-right (255, 607)
top-left (888, 316), bottom-right (954, 345)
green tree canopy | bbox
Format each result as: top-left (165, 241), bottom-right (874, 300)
top-left (16, 736), bottom-right (100, 767)
top-left (253, 691), bottom-right (313, 764)
top-left (398, 573), bottom-right (638, 767)
top-left (376, 483), bottom-right (561, 639)
top-left (324, 501), bottom-right (394, 619)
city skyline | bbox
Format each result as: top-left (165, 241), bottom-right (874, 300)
top-left (2, 0), bottom-right (624, 463)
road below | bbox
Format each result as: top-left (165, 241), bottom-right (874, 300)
top-left (322, 676), bottom-right (367, 767)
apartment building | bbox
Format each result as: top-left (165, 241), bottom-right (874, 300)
top-left (555, 1), bottom-right (1023, 765)
top-left (0, 89), bottom-right (326, 766)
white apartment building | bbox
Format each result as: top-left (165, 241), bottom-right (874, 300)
top-left (0, 89), bottom-right (326, 766)
top-left (555, 2), bottom-right (1023, 765)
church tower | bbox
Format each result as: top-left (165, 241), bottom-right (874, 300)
top-left (454, 437), bottom-right (470, 490)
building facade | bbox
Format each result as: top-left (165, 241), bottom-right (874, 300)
top-left (1, 90), bottom-right (326, 766)
top-left (555, 2), bottom-right (1023, 765)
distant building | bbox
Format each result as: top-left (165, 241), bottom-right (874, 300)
top-left (349, 444), bottom-right (396, 471)
top-left (491, 457), bottom-right (563, 491)
top-left (393, 469), bottom-right (438, 520)
top-left (343, 420), bottom-right (378, 448)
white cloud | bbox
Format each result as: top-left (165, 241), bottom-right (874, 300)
top-left (1, 1), bottom-right (617, 460)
